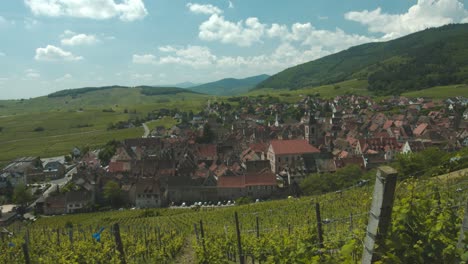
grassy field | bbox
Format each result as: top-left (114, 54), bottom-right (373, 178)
top-left (247, 79), bottom-right (370, 101)
top-left (0, 88), bottom-right (209, 165)
top-left (145, 116), bottom-right (180, 130)
top-left (248, 80), bottom-right (468, 100)
top-left (401, 84), bottom-right (468, 98)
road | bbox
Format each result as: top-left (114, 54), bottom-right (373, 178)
top-left (142, 123), bottom-right (150, 138)
top-left (28, 167), bottom-right (77, 209)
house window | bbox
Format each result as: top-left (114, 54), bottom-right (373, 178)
top-left (278, 157), bottom-right (281, 162)
top-left (285, 157), bottom-right (288, 162)
top-left (75, 204), bottom-right (80, 207)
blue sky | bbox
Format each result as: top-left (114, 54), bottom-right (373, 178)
top-left (0, 0), bottom-right (467, 99)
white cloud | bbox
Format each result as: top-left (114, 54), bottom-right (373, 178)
top-left (318, 15), bottom-right (328, 20)
top-left (187, 3), bottom-right (222, 15)
top-left (133, 43), bottom-right (330, 77)
top-left (158, 45), bottom-right (217, 68)
top-left (345, 0), bottom-right (468, 39)
top-left (35, 45), bottom-right (83, 61)
top-left (228, 1), bottom-right (234, 9)
top-left (25, 69), bottom-right (41, 79)
top-left (132, 54), bottom-right (157, 64)
top-left (158, 45), bottom-right (178, 52)
top-left (24, 0), bottom-right (148, 21)
top-left (24, 17), bottom-right (39, 29)
top-left (61, 32), bottom-right (99, 46)
top-left (55, 73), bottom-right (72, 82)
top-left (199, 14), bottom-right (266, 46)
top-left (0, 52), bottom-right (5, 57)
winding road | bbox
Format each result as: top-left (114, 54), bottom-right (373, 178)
top-left (142, 123), bottom-right (150, 138)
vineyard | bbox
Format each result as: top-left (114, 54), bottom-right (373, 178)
top-left (1, 168), bottom-right (468, 264)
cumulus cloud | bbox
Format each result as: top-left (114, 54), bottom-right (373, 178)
top-left (61, 31), bottom-right (99, 46)
top-left (134, 46), bottom-right (217, 68)
top-left (132, 54), bottom-right (157, 64)
top-left (25, 69), bottom-right (40, 79)
top-left (24, 0), bottom-right (148, 21)
top-left (345, 0), bottom-right (468, 39)
top-left (35, 45), bottom-right (83, 61)
top-left (55, 73), bottom-right (72, 82)
top-left (132, 43), bottom-right (330, 76)
top-left (0, 52), bottom-right (5, 57)
top-left (187, 3), bottom-right (222, 15)
top-left (228, 1), bottom-right (234, 9)
top-left (199, 14), bottom-right (266, 46)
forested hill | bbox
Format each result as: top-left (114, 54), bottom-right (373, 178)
top-left (189, 74), bottom-right (270, 95)
top-left (256, 23), bottom-right (468, 95)
top-left (47, 85), bottom-right (199, 98)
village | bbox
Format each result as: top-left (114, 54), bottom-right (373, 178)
top-left (0, 94), bottom-right (467, 222)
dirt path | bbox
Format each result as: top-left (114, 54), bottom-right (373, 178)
top-left (172, 236), bottom-right (197, 264)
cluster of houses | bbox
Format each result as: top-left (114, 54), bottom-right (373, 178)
top-left (1, 95), bottom-right (466, 215)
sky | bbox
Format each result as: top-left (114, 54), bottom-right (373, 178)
top-left (0, 0), bottom-right (467, 99)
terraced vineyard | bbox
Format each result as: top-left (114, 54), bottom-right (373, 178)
top-left (1, 169), bottom-right (468, 263)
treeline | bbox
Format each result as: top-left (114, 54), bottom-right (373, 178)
top-left (255, 24), bottom-right (468, 95)
top-left (368, 39), bottom-right (468, 95)
top-left (139, 86), bottom-right (198, 96)
top-left (48, 86), bottom-right (128, 98)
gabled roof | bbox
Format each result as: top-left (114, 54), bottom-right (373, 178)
top-left (270, 140), bottom-right (319, 155)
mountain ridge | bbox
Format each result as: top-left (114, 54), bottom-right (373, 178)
top-left (256, 23), bottom-right (468, 95)
top-left (189, 74), bottom-right (270, 95)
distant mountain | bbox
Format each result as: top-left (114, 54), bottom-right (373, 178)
top-left (256, 23), bottom-right (468, 95)
top-left (174, 82), bottom-right (199, 88)
top-left (189, 74), bottom-right (270, 95)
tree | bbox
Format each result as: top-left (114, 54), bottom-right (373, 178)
top-left (98, 140), bottom-right (119, 166)
top-left (13, 184), bottom-right (32, 206)
top-left (103, 181), bottom-right (123, 208)
top-left (196, 124), bottom-right (215, 144)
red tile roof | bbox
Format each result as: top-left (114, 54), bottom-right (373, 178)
top-left (197, 144), bottom-right (217, 159)
top-left (413, 123), bottom-right (428, 136)
top-left (270, 140), bottom-right (319, 155)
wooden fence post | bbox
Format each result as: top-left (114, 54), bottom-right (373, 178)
top-left (256, 216), bottom-right (260, 238)
top-left (362, 166), bottom-right (398, 264)
top-left (199, 220), bottom-right (206, 259)
top-left (22, 242), bottom-right (30, 264)
top-left (315, 203), bottom-right (324, 248)
top-left (113, 223), bottom-right (126, 264)
top-left (457, 201), bottom-right (468, 249)
top-left (235, 212), bottom-right (245, 264)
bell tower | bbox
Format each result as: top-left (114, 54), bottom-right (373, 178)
top-left (304, 112), bottom-right (318, 145)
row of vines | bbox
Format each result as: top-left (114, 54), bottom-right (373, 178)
top-left (1, 170), bottom-right (467, 263)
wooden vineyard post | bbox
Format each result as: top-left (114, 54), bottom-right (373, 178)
top-left (199, 220), bottom-right (206, 259)
top-left (194, 223), bottom-right (199, 242)
top-left (113, 223), bottom-right (127, 264)
top-left (457, 201), bottom-right (468, 249)
top-left (22, 242), bottom-right (31, 264)
top-left (256, 216), bottom-right (260, 238)
top-left (235, 212), bottom-right (245, 264)
top-left (315, 203), bottom-right (324, 248)
top-left (362, 166), bottom-right (397, 264)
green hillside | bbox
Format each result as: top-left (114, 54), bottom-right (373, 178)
top-left (256, 23), bottom-right (468, 95)
top-left (0, 87), bottom-right (209, 163)
top-left (189, 74), bottom-right (270, 95)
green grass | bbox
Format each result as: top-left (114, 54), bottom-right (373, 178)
top-left (0, 88), bottom-right (210, 165)
top-left (247, 79), bottom-right (369, 101)
top-left (401, 84), bottom-right (468, 98)
top-left (145, 116), bottom-right (180, 130)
